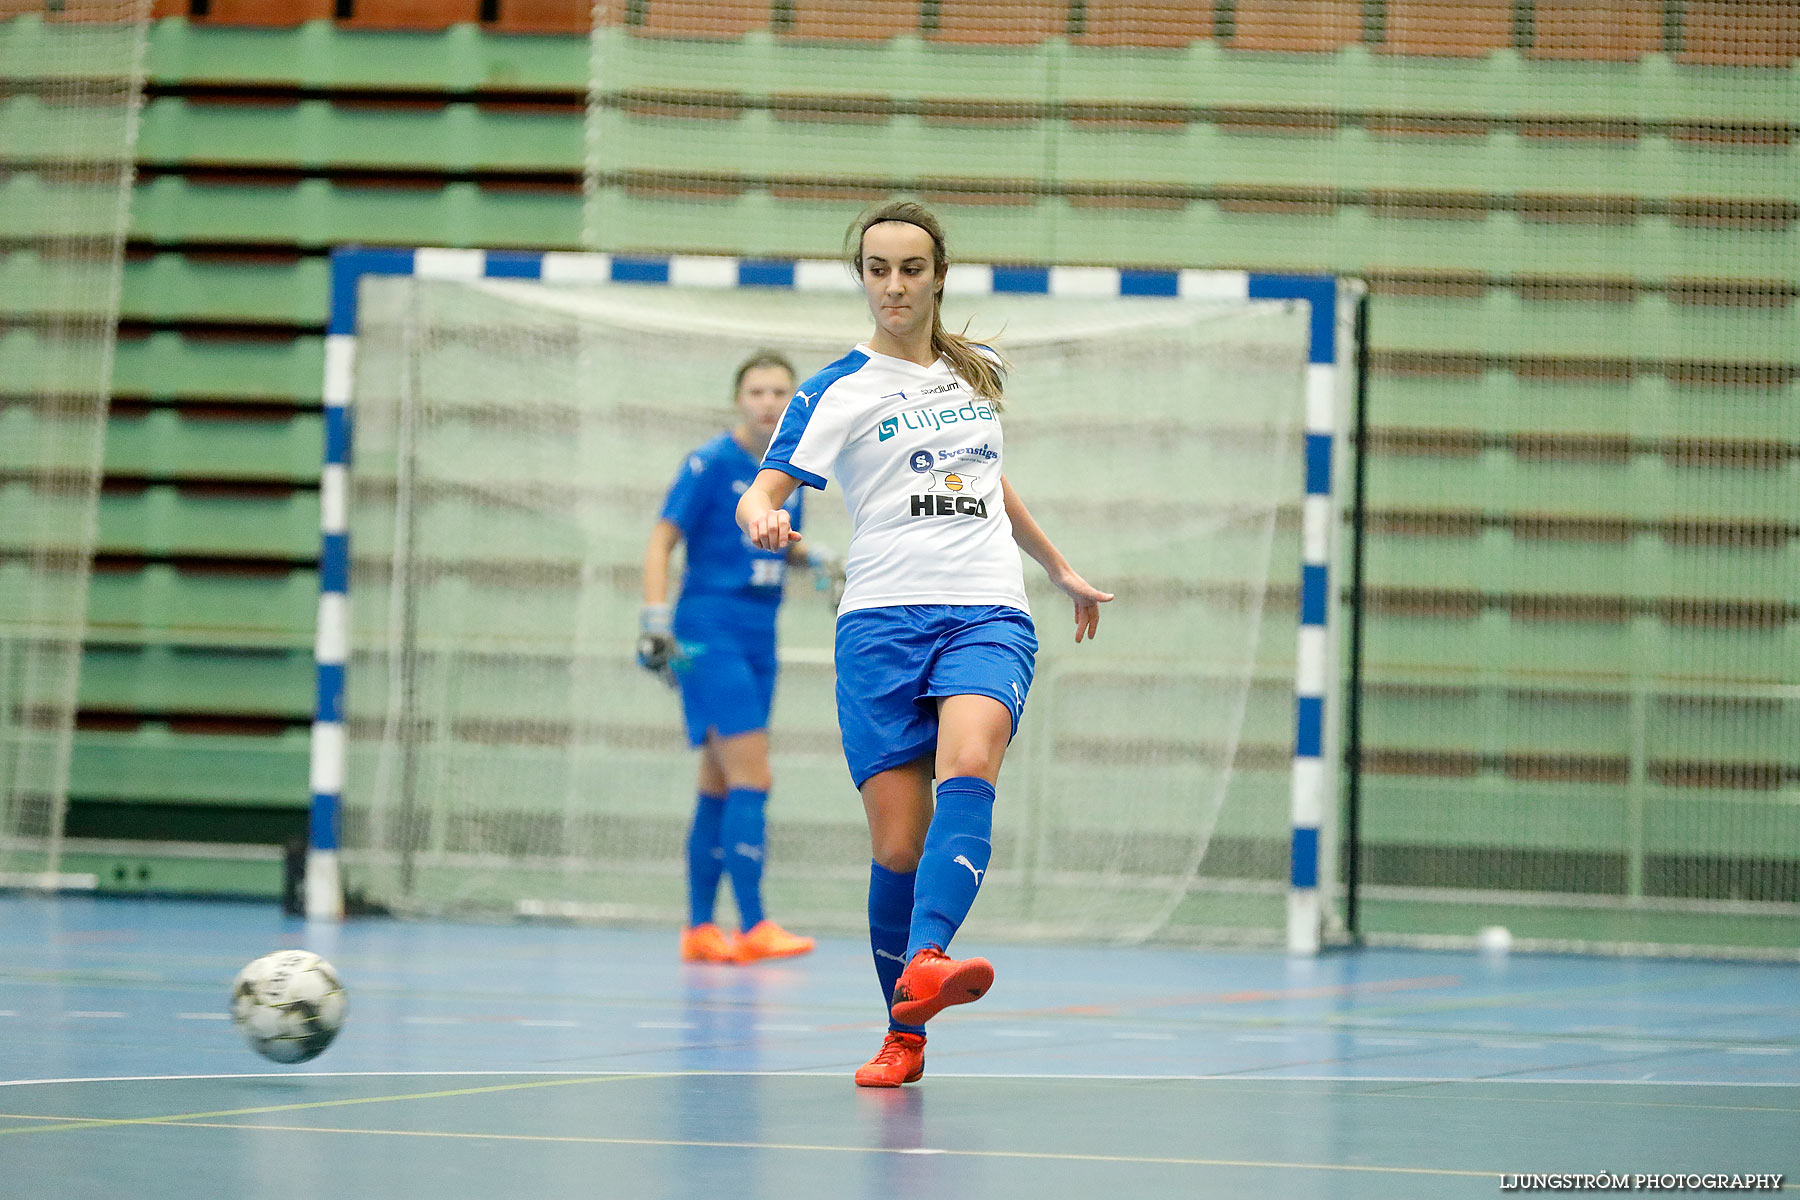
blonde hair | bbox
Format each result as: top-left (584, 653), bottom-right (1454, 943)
top-left (845, 200), bottom-right (1007, 407)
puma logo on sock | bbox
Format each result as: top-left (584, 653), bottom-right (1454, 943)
top-left (875, 948), bottom-right (908, 965)
top-left (954, 855), bottom-right (985, 885)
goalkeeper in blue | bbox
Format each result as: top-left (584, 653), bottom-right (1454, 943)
top-left (639, 351), bottom-right (836, 965)
top-left (737, 201), bottom-right (1112, 1086)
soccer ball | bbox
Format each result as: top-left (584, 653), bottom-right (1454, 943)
top-left (229, 950), bottom-right (347, 1064)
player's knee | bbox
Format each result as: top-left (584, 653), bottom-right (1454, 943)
top-left (697, 760), bottom-right (728, 795)
top-left (724, 764), bottom-right (772, 791)
top-left (939, 743), bottom-right (1002, 782)
top-left (870, 838), bottom-right (923, 874)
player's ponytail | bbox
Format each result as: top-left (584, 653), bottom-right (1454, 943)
top-left (846, 200), bottom-right (1008, 409)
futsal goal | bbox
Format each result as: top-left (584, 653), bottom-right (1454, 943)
top-left (308, 247), bottom-right (1358, 952)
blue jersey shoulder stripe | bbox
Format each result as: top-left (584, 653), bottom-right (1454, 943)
top-left (763, 348), bottom-right (869, 489)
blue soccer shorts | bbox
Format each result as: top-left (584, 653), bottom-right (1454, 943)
top-left (672, 619), bottom-right (779, 750)
top-left (833, 604), bottom-right (1038, 788)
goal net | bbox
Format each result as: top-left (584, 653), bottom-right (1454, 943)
top-left (0, 2), bottom-right (148, 885)
top-left (339, 273), bottom-right (1310, 944)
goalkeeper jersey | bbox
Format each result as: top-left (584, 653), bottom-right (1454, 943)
top-left (763, 344), bottom-right (1028, 617)
top-left (661, 431), bottom-right (803, 627)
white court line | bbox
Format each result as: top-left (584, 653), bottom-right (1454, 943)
top-left (3, 1071), bottom-right (1796, 1089)
top-left (753, 1024), bottom-right (813, 1033)
top-left (635, 1021), bottom-right (696, 1030)
top-left (403, 1017), bottom-right (463, 1026)
top-left (1109, 1033), bottom-right (1175, 1041)
top-left (0, 1011), bottom-right (15, 1018)
top-left (174, 1013), bottom-right (229, 1021)
top-left (62, 1012), bottom-right (124, 1019)
top-left (991, 1030), bottom-right (1055, 1039)
top-left (1727, 1047), bottom-right (1794, 1056)
top-left (516, 1020), bottom-right (580, 1029)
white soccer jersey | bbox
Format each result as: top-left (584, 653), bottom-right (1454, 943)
top-left (764, 344), bottom-right (1029, 616)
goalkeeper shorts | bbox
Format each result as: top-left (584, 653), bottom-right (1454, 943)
top-left (673, 623), bottom-right (779, 750)
top-left (834, 604), bottom-right (1038, 789)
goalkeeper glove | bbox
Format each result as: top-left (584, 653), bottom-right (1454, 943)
top-left (806, 544), bottom-right (846, 607)
top-left (636, 603), bottom-right (678, 687)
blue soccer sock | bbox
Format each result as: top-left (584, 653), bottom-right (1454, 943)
top-left (684, 793), bottom-right (726, 928)
top-left (720, 787), bottom-right (768, 930)
top-left (868, 862), bottom-right (925, 1036)
top-left (906, 776), bottom-right (995, 959)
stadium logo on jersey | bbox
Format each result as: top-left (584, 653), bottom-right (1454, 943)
top-left (876, 398), bottom-right (996, 441)
top-left (909, 450), bottom-right (934, 473)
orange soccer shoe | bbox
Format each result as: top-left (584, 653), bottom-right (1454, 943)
top-left (734, 919), bottom-right (815, 962)
top-left (889, 948), bottom-right (994, 1026)
top-left (680, 923), bottom-right (737, 964)
top-left (854, 1031), bottom-right (926, 1088)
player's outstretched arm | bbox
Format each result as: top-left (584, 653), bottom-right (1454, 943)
top-left (737, 468), bottom-right (804, 552)
top-left (1000, 474), bottom-right (1114, 643)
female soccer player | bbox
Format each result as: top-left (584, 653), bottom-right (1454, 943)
top-left (639, 351), bottom-right (824, 966)
top-left (736, 201), bottom-right (1112, 1087)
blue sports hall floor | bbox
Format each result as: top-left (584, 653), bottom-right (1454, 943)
top-left (1, 895), bottom-right (1794, 1199)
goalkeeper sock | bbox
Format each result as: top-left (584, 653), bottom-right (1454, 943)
top-left (720, 787), bottom-right (767, 930)
top-left (906, 776), bottom-right (994, 959)
top-left (868, 862), bottom-right (925, 1035)
top-left (684, 793), bottom-right (727, 927)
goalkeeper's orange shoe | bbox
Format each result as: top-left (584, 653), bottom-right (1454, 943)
top-left (680, 923), bottom-right (736, 964)
top-left (854, 1031), bottom-right (926, 1088)
top-left (889, 948), bottom-right (993, 1026)
top-left (734, 919), bottom-right (815, 962)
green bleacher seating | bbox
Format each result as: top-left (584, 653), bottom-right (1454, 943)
top-left (30, 12), bottom-right (1791, 925)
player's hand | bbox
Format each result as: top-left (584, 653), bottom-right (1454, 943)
top-left (746, 506), bottom-right (801, 552)
top-left (1050, 567), bottom-right (1113, 643)
top-left (637, 604), bottom-right (679, 687)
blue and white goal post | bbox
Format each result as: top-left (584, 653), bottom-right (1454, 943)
top-left (306, 246), bottom-right (1361, 953)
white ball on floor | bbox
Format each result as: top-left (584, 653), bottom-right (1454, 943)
top-left (230, 949), bottom-right (348, 1064)
top-left (1477, 925), bottom-right (1513, 954)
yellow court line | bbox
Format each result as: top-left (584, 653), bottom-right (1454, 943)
top-left (119, 1119), bottom-right (1510, 1181)
top-left (0, 1073), bottom-right (668, 1138)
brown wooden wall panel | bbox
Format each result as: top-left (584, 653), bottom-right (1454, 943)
top-left (154, 0), bottom-right (334, 21)
top-left (1529, 0), bottom-right (1663, 62)
top-left (1381, 0), bottom-right (1513, 57)
top-left (783, 0), bottom-right (917, 41)
top-left (624, 0), bottom-right (767, 38)
top-left (486, 0), bottom-right (590, 34)
top-left (1230, 0), bottom-right (1360, 53)
top-left (338, 0), bottom-right (481, 29)
top-left (1073, 0), bottom-right (1214, 48)
top-left (1676, 1), bottom-right (1800, 67)
top-left (925, 0), bottom-right (1067, 45)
